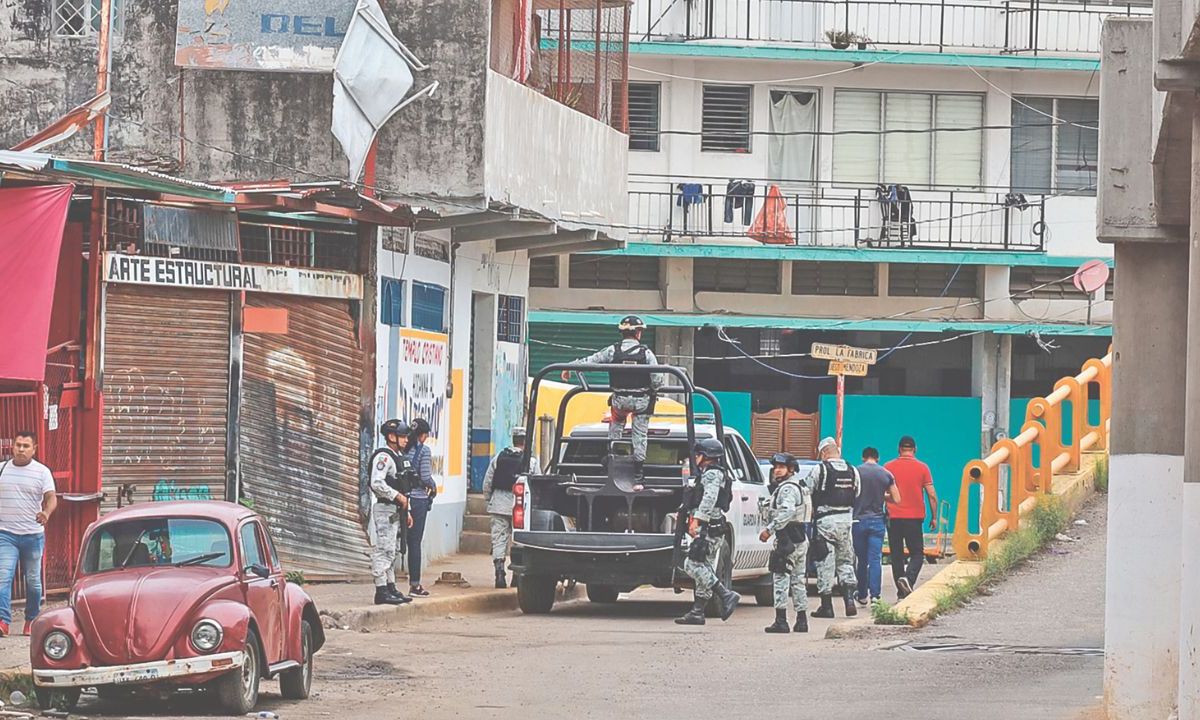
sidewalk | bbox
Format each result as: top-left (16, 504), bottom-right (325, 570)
top-left (308, 553), bottom-right (580, 632)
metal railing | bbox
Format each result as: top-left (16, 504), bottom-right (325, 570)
top-left (633, 0), bottom-right (1149, 55)
top-left (953, 350), bottom-right (1111, 560)
top-left (628, 183), bottom-right (1046, 251)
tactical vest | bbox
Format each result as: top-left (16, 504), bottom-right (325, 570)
top-left (372, 448), bottom-right (416, 496)
top-left (609, 342), bottom-right (652, 392)
top-left (770, 480), bottom-right (807, 542)
top-left (685, 465), bottom-right (733, 513)
top-left (492, 448), bottom-right (522, 492)
top-left (812, 460), bottom-right (857, 512)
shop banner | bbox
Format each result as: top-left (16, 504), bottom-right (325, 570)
top-left (394, 329), bottom-right (450, 487)
top-left (104, 252), bottom-right (362, 299)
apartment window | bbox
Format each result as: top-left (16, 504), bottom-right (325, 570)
top-left (791, 261), bottom-right (877, 296)
top-left (628, 82), bottom-right (661, 152)
top-left (568, 255), bottom-right (660, 290)
top-left (411, 281), bottom-right (448, 333)
top-left (53, 0), bottom-right (124, 37)
top-left (381, 278), bottom-right (405, 327)
top-left (702, 85), bottom-right (753, 153)
top-left (530, 256), bottom-right (559, 287)
top-left (833, 91), bottom-right (984, 188)
top-left (888, 263), bottom-right (978, 297)
top-left (694, 259), bottom-right (780, 294)
top-left (1010, 97), bottom-right (1099, 196)
top-left (1010, 266), bottom-right (1113, 300)
top-left (497, 295), bottom-right (525, 343)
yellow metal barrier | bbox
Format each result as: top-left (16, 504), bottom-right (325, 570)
top-left (953, 351), bottom-right (1112, 560)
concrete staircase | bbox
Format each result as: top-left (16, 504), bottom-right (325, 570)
top-left (460, 494), bottom-right (492, 554)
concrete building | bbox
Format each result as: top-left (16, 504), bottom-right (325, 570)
top-left (0, 0), bottom-right (629, 569)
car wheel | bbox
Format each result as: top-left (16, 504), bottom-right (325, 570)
top-left (34, 687), bottom-right (81, 712)
top-left (585, 584), bottom-right (620, 604)
top-left (517, 576), bottom-right (557, 614)
top-left (216, 631), bottom-right (261, 714)
top-left (754, 584), bottom-right (775, 607)
top-left (279, 620), bottom-right (314, 700)
top-left (704, 536), bottom-right (734, 619)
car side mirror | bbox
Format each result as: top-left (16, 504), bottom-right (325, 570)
top-left (246, 564), bottom-right (270, 579)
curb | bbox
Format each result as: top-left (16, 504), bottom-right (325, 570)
top-left (324, 583), bottom-right (584, 632)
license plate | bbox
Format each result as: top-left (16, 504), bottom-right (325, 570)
top-left (112, 667), bottom-right (161, 685)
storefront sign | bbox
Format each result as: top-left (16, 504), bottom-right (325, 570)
top-left (104, 253), bottom-right (362, 299)
top-left (174, 0), bottom-right (352, 72)
top-left (395, 329), bottom-right (451, 486)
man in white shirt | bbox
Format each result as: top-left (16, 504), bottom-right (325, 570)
top-left (0, 431), bottom-right (58, 636)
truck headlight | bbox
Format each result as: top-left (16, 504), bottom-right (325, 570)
top-left (190, 620), bottom-right (223, 653)
top-left (44, 631), bottom-right (71, 660)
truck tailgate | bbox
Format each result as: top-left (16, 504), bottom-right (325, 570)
top-left (513, 531), bottom-right (675, 554)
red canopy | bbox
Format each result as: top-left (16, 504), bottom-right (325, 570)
top-left (0, 185), bottom-right (72, 382)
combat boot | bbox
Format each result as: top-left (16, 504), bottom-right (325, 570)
top-left (385, 583), bottom-right (412, 604)
top-left (793, 611), bottom-right (808, 633)
top-left (674, 596), bottom-right (707, 625)
top-left (812, 594), bottom-right (835, 618)
top-left (374, 585), bottom-right (405, 606)
top-left (715, 583), bottom-right (741, 621)
top-left (843, 588), bottom-right (858, 617)
top-left (764, 608), bottom-right (790, 634)
top-left (494, 559), bottom-right (508, 589)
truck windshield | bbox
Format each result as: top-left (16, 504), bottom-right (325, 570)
top-left (82, 518), bottom-right (233, 573)
top-left (561, 439), bottom-right (691, 466)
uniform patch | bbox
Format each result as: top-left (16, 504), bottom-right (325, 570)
top-left (376, 459), bottom-right (388, 471)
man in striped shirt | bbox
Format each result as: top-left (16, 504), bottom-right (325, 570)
top-left (0, 431), bottom-right (58, 636)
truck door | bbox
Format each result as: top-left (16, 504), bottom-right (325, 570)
top-left (724, 435), bottom-right (771, 572)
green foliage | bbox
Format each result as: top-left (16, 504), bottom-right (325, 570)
top-left (870, 599), bottom-right (910, 626)
top-left (238, 497), bottom-right (256, 510)
top-left (286, 570), bottom-right (307, 586)
top-left (1093, 455), bottom-right (1109, 493)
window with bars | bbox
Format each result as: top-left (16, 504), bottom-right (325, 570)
top-left (1010, 97), bottom-right (1099, 196)
top-left (530, 256), bottom-right (559, 287)
top-left (832, 90), bottom-right (984, 188)
top-left (628, 82), bottom-right (661, 152)
top-left (240, 223), bottom-right (360, 272)
top-left (53, 0), bottom-right (124, 37)
top-left (1010, 266), bottom-right (1113, 300)
top-left (760, 328), bottom-right (782, 356)
top-left (791, 261), bottom-right (877, 296)
top-left (497, 295), bottom-right (525, 343)
top-left (888, 263), bottom-right (978, 297)
top-left (568, 255), bottom-right (660, 290)
top-left (381, 278), bottom-right (405, 327)
top-left (702, 84), bottom-right (753, 153)
top-left (694, 258), bottom-right (780, 294)
top-left (411, 281), bottom-right (448, 333)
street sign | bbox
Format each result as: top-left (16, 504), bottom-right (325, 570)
top-left (811, 343), bottom-right (878, 364)
top-left (828, 360), bottom-right (869, 377)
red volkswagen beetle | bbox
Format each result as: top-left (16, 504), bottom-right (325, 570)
top-left (30, 501), bottom-right (325, 713)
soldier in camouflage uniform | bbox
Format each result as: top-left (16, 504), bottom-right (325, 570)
top-left (675, 437), bottom-right (741, 626)
top-left (369, 419), bottom-right (416, 606)
top-left (806, 437), bottom-right (861, 619)
top-left (561, 315), bottom-right (664, 478)
top-left (760, 452), bottom-right (810, 633)
top-left (482, 427), bottom-right (541, 588)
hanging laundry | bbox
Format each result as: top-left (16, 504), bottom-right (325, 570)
top-left (676, 183), bottom-right (705, 207)
top-left (748, 184), bottom-right (792, 245)
top-left (724, 179), bottom-right (756, 224)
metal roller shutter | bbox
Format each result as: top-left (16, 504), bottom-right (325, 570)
top-left (240, 295), bottom-right (367, 579)
top-left (102, 286), bottom-right (231, 510)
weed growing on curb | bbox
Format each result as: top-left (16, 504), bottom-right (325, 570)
top-left (1093, 455), bottom-right (1109, 493)
top-left (871, 600), bottom-right (909, 625)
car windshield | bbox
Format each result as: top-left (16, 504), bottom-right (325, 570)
top-left (82, 518), bottom-right (233, 573)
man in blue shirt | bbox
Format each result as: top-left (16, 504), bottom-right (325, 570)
top-left (853, 447), bottom-right (901, 606)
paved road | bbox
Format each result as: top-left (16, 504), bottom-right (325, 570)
top-left (74, 498), bottom-right (1107, 719)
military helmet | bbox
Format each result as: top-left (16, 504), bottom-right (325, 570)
top-left (379, 418), bottom-right (409, 438)
top-left (511, 427), bottom-right (528, 442)
top-left (770, 451), bottom-right (798, 471)
top-left (618, 315), bottom-right (647, 332)
top-left (693, 437), bottom-right (725, 460)
top-left (410, 418), bottom-right (432, 436)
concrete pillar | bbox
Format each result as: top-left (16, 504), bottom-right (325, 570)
top-left (1179, 110), bottom-right (1200, 720)
top-left (661, 256), bottom-right (693, 311)
top-left (656, 327), bottom-right (695, 380)
top-left (1105, 242), bottom-right (1187, 720)
top-left (971, 332), bottom-right (1012, 455)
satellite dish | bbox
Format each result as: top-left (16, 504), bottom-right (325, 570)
top-left (1073, 260), bottom-right (1110, 294)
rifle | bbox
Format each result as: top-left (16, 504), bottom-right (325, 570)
top-left (670, 482), bottom-right (696, 585)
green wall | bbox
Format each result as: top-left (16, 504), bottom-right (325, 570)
top-left (819, 394), bottom-right (982, 533)
top-left (695, 391), bottom-right (753, 442)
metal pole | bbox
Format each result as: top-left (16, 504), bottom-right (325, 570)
top-left (593, 0), bottom-right (602, 120)
top-left (836, 373), bottom-right (845, 451)
top-left (93, 0), bottom-right (113, 161)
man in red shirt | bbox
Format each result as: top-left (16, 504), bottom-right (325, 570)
top-left (884, 436), bottom-right (938, 599)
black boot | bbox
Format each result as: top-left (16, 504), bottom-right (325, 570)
top-left (812, 594), bottom-right (835, 618)
top-left (843, 588), bottom-right (858, 617)
top-left (375, 585), bottom-right (405, 606)
top-left (715, 583), bottom-right (741, 622)
top-left (793, 611), bottom-right (809, 633)
top-left (385, 583), bottom-right (412, 604)
top-left (494, 559), bottom-right (508, 589)
top-left (674, 596), bottom-right (707, 625)
top-left (633, 460), bottom-right (645, 482)
top-left (765, 608), bottom-right (790, 634)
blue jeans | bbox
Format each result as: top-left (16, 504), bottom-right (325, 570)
top-left (852, 516), bottom-right (886, 601)
top-left (0, 532), bottom-right (45, 624)
top-left (406, 497), bottom-right (432, 585)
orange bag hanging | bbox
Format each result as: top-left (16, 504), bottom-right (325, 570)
top-left (747, 184), bottom-right (792, 245)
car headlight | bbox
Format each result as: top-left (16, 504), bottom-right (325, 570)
top-left (190, 620), bottom-right (223, 653)
top-left (44, 631), bottom-right (71, 661)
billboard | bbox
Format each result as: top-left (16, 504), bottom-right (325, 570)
top-left (175, 0), bottom-right (355, 72)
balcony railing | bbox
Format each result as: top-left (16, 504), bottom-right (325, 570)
top-left (632, 0), bottom-right (1149, 55)
top-left (628, 182), bottom-right (1048, 251)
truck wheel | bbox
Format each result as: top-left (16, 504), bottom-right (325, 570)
top-left (216, 630), bottom-right (261, 714)
top-left (517, 576), bottom-right (557, 614)
top-left (586, 584), bottom-right (620, 604)
top-left (279, 619), bottom-right (314, 700)
top-left (704, 537), bottom-right (734, 619)
top-left (34, 687), bottom-right (80, 712)
top-left (754, 585), bottom-right (775, 607)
